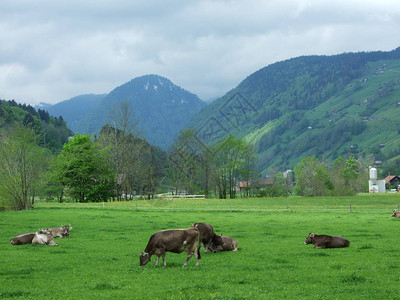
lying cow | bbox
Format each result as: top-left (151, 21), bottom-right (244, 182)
top-left (304, 233), bottom-right (350, 249)
top-left (391, 210), bottom-right (400, 218)
top-left (191, 222), bottom-right (223, 253)
top-left (140, 227), bottom-right (201, 268)
top-left (210, 235), bottom-right (239, 252)
top-left (32, 229), bottom-right (58, 246)
top-left (10, 229), bottom-right (57, 246)
top-left (49, 225), bottom-right (72, 238)
top-left (10, 233), bottom-right (35, 245)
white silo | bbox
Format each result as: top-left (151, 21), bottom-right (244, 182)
top-left (369, 167), bottom-right (377, 182)
top-left (369, 167), bottom-right (385, 193)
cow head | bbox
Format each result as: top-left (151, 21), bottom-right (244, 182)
top-left (60, 225), bottom-right (72, 237)
top-left (139, 252), bottom-right (150, 266)
top-left (212, 234), bottom-right (224, 247)
top-left (391, 210), bottom-right (398, 217)
top-left (304, 233), bottom-right (315, 245)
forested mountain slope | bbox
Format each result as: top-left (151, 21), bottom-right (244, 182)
top-left (0, 100), bottom-right (72, 152)
top-left (188, 48), bottom-right (400, 174)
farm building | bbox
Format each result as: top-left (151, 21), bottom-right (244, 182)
top-left (384, 175), bottom-right (400, 190)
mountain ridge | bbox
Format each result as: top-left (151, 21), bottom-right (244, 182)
top-left (187, 47), bottom-right (400, 174)
top-left (39, 75), bottom-right (206, 149)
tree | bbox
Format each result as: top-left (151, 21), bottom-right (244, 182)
top-left (213, 136), bottom-right (256, 199)
top-left (294, 156), bottom-right (332, 196)
top-left (52, 134), bottom-right (116, 202)
top-left (0, 125), bottom-right (47, 210)
top-left (97, 100), bottom-right (153, 200)
top-left (167, 129), bottom-right (202, 195)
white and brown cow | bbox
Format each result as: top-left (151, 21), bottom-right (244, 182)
top-left (10, 229), bottom-right (57, 246)
top-left (140, 227), bottom-right (201, 268)
top-left (210, 235), bottom-right (239, 252)
top-left (304, 233), bottom-right (350, 249)
top-left (48, 225), bottom-right (72, 238)
top-left (191, 222), bottom-right (223, 253)
top-left (391, 210), bottom-right (400, 219)
top-left (32, 229), bottom-right (58, 246)
top-left (10, 233), bottom-right (36, 245)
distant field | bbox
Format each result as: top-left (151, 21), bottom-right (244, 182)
top-left (1, 194), bottom-right (400, 299)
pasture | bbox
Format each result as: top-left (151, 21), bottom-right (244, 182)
top-left (1, 194), bottom-right (400, 299)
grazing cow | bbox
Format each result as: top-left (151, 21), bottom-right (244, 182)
top-left (191, 222), bottom-right (223, 253)
top-left (49, 225), bottom-right (72, 238)
top-left (304, 233), bottom-right (350, 249)
top-left (210, 235), bottom-right (239, 252)
top-left (10, 233), bottom-right (35, 245)
top-left (140, 227), bottom-right (201, 268)
top-left (32, 229), bottom-right (58, 246)
top-left (391, 210), bottom-right (400, 218)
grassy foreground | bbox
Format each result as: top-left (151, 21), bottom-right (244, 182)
top-left (1, 194), bottom-right (400, 299)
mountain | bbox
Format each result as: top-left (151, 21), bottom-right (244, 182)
top-left (188, 47), bottom-right (400, 174)
top-left (36, 94), bottom-right (106, 134)
top-left (46, 75), bottom-right (205, 149)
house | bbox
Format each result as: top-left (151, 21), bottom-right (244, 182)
top-left (384, 175), bottom-right (400, 190)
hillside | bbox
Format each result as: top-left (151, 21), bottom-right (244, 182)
top-left (0, 100), bottom-right (73, 152)
top-left (188, 48), bottom-right (400, 174)
top-left (48, 75), bottom-right (206, 149)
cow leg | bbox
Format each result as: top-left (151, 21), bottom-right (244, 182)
top-left (204, 241), bottom-right (211, 253)
top-left (162, 253), bottom-right (166, 268)
top-left (183, 252), bottom-right (192, 268)
top-left (154, 255), bottom-right (159, 267)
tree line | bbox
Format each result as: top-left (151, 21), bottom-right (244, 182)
top-left (0, 100), bottom-right (374, 211)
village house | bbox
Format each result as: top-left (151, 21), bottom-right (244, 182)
top-left (384, 175), bottom-right (400, 191)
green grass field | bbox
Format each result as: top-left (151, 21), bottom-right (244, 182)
top-left (1, 194), bottom-right (400, 299)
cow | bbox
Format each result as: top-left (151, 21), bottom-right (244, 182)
top-left (140, 227), bottom-right (201, 268)
top-left (32, 229), bottom-right (58, 246)
top-left (304, 233), bottom-right (350, 249)
top-left (49, 225), bottom-right (72, 238)
top-left (191, 222), bottom-right (223, 253)
top-left (210, 235), bottom-right (239, 252)
top-left (10, 233), bottom-right (35, 245)
top-left (391, 210), bottom-right (400, 218)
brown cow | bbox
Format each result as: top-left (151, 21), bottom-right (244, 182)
top-left (10, 233), bottom-right (35, 245)
top-left (191, 222), bottom-right (223, 253)
top-left (210, 235), bottom-right (239, 252)
top-left (49, 225), bottom-right (72, 238)
top-left (391, 210), bottom-right (400, 218)
top-left (304, 233), bottom-right (350, 249)
top-left (140, 227), bottom-right (201, 268)
top-left (32, 229), bottom-right (58, 246)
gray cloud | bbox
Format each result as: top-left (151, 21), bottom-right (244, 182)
top-left (1, 0), bottom-right (400, 105)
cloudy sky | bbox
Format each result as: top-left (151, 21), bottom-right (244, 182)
top-left (1, 0), bottom-right (400, 105)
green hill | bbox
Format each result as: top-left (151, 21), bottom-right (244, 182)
top-left (0, 100), bottom-right (73, 152)
top-left (188, 48), bottom-right (400, 174)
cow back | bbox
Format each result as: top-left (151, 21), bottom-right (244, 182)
top-left (146, 228), bottom-right (198, 254)
top-left (222, 236), bottom-right (238, 251)
top-left (315, 235), bottom-right (350, 248)
top-left (10, 233), bottom-right (35, 245)
top-left (192, 223), bottom-right (214, 243)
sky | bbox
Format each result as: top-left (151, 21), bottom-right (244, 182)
top-left (1, 0), bottom-right (400, 106)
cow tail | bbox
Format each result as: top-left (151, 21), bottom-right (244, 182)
top-left (196, 228), bottom-right (201, 259)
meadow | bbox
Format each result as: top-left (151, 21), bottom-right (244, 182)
top-left (1, 194), bottom-right (400, 299)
